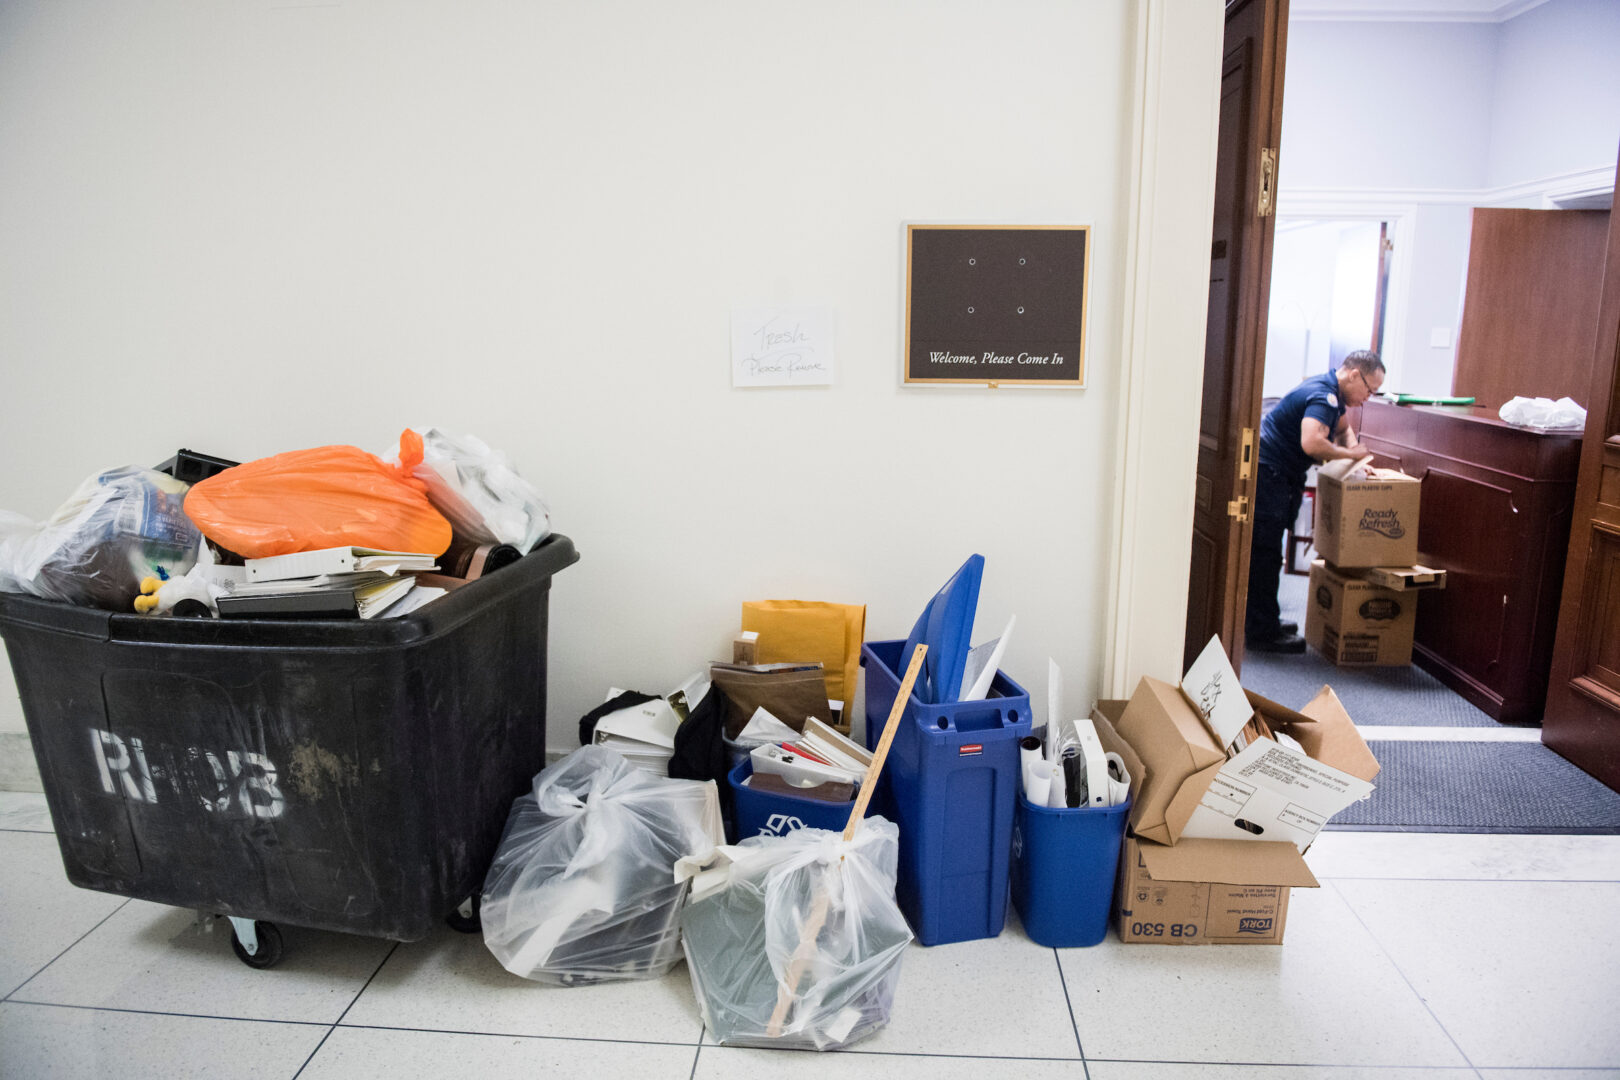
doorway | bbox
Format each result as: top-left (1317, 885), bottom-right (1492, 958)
top-left (1263, 218), bottom-right (1391, 400)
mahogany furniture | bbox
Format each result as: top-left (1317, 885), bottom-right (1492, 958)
top-left (1359, 400), bottom-right (1582, 724)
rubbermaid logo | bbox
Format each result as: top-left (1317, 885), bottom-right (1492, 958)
top-left (959, 744), bottom-right (983, 756)
top-left (1238, 917), bottom-right (1273, 934)
top-left (1357, 508), bottom-right (1405, 539)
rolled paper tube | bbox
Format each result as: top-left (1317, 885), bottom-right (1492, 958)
top-left (1024, 759), bottom-right (1054, 808)
top-left (1019, 736), bottom-right (1043, 790)
top-left (1047, 761), bottom-right (1071, 808)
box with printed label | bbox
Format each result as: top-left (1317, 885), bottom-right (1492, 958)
top-left (1114, 666), bottom-right (1380, 859)
top-left (1114, 835), bottom-right (1302, 945)
top-left (1305, 559), bottom-right (1427, 666)
top-left (1313, 464), bottom-right (1421, 568)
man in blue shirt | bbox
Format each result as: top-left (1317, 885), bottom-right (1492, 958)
top-left (1247, 349), bottom-right (1387, 653)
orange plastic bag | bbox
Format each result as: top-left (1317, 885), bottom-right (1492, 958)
top-left (184, 430), bottom-right (453, 559)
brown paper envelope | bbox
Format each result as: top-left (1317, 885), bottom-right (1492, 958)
top-left (710, 664), bottom-right (833, 739)
top-left (741, 600), bottom-right (866, 709)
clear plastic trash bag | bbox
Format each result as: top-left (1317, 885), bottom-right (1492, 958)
top-left (388, 428), bottom-right (551, 553)
top-left (677, 818), bottom-right (912, 1050)
top-left (0, 467), bottom-right (202, 611)
top-left (481, 745), bottom-right (724, 985)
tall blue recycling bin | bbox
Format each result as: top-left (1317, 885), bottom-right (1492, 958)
top-left (861, 638), bottom-right (1031, 946)
top-left (1010, 794), bottom-right (1131, 947)
top-left (727, 758), bottom-right (869, 842)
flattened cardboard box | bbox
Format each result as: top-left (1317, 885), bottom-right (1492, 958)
top-left (1305, 559), bottom-right (1417, 667)
top-left (1314, 465), bottom-right (1421, 568)
top-left (1115, 835), bottom-right (1304, 944)
top-left (1114, 676), bottom-right (1379, 859)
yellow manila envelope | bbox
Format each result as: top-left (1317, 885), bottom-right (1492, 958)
top-left (740, 600), bottom-right (866, 712)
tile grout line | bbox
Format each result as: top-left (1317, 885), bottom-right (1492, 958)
top-left (1052, 947), bottom-right (1090, 1079)
top-left (1, 998), bottom-right (333, 1028)
top-left (291, 939), bottom-right (399, 1080)
top-left (688, 1038), bottom-right (702, 1080)
top-left (1325, 878), bottom-right (1484, 1080)
top-left (3, 898), bottom-right (130, 1003)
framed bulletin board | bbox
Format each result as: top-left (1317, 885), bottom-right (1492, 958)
top-left (903, 224), bottom-right (1090, 388)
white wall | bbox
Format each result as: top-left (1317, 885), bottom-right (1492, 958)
top-left (1280, 20), bottom-right (1497, 192)
top-left (0, 1), bottom-right (1158, 749)
top-left (1279, 0), bottom-right (1619, 400)
top-left (1487, 0), bottom-right (1620, 190)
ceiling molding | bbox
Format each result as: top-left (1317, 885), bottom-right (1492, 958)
top-left (1290, 0), bottom-right (1550, 24)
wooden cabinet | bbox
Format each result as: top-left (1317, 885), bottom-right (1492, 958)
top-left (1359, 400), bottom-right (1582, 723)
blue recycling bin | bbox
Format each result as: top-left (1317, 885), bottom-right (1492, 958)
top-left (1011, 794), bottom-right (1131, 947)
top-left (861, 638), bottom-right (1031, 945)
top-left (727, 758), bottom-right (868, 841)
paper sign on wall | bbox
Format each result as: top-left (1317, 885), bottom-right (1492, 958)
top-left (731, 307), bottom-right (835, 387)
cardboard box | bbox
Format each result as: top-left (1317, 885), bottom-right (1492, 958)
top-left (1114, 835), bottom-right (1305, 945)
top-left (1314, 464), bottom-right (1421, 568)
top-left (1114, 671), bottom-right (1379, 859)
top-left (1304, 559), bottom-right (1446, 666)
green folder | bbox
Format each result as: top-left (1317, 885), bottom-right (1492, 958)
top-left (1394, 394), bottom-right (1476, 406)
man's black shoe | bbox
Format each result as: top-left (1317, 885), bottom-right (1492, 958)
top-left (1246, 631), bottom-right (1306, 654)
top-left (1278, 620), bottom-right (1298, 637)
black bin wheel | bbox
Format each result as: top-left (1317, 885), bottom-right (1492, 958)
top-left (230, 921), bottom-right (284, 969)
top-left (446, 894), bottom-right (482, 934)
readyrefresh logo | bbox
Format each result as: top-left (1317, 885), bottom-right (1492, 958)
top-left (1237, 917), bottom-right (1273, 935)
top-left (1358, 508), bottom-right (1405, 539)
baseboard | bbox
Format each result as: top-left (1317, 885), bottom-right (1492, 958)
top-left (0, 731), bottom-right (42, 792)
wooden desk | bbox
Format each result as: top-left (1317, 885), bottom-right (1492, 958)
top-left (1358, 399), bottom-right (1583, 724)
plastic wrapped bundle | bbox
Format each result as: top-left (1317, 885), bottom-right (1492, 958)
top-left (481, 745), bottom-right (724, 985)
top-left (678, 818), bottom-right (912, 1050)
top-left (0, 467), bottom-right (201, 611)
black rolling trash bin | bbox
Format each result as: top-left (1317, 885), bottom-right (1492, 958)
top-left (0, 534), bottom-right (578, 968)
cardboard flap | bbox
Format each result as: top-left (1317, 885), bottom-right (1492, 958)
top-left (1091, 703), bottom-right (1144, 805)
top-left (1359, 564), bottom-right (1448, 592)
top-left (1138, 838), bottom-right (1319, 888)
top-left (1295, 685), bottom-right (1381, 783)
top-left (1164, 759), bottom-right (1227, 843)
top-left (1118, 676), bottom-right (1226, 841)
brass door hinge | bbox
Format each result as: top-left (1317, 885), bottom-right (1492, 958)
top-left (1257, 148), bottom-right (1277, 218)
top-left (1227, 495), bottom-right (1250, 523)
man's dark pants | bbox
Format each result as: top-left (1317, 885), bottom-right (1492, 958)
top-left (1246, 461), bottom-right (1304, 641)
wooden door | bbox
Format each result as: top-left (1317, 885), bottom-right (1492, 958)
top-left (1184, 0), bottom-right (1289, 671)
top-left (1544, 167), bottom-right (1620, 790)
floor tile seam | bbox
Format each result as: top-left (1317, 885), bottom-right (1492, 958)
top-left (291, 939), bottom-right (398, 1080)
top-left (1080, 1056), bottom-right (1486, 1069)
top-left (1051, 946), bottom-right (1091, 1078)
top-left (1324, 877), bottom-right (1481, 1074)
top-left (0, 998), bottom-right (331, 1028)
top-left (333, 1021), bottom-right (720, 1049)
top-left (0, 826), bottom-right (54, 834)
top-left (2, 897), bottom-right (129, 1002)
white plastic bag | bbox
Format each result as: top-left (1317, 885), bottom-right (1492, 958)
top-left (1499, 395), bottom-right (1586, 432)
top-left (481, 745), bottom-right (723, 985)
top-left (0, 467), bottom-right (202, 611)
top-left (677, 819), bottom-right (912, 1050)
top-left (390, 429), bottom-right (551, 552)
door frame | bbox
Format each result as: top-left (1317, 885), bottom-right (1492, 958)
top-left (1102, 1), bottom-right (1227, 696)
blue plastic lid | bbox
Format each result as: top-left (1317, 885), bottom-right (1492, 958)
top-left (899, 553), bottom-right (983, 705)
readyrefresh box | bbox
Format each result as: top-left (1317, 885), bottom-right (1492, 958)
top-left (1305, 559), bottom-right (1447, 667)
top-left (1313, 458), bottom-right (1421, 568)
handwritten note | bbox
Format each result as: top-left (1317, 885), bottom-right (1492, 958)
top-left (731, 307), bottom-right (834, 387)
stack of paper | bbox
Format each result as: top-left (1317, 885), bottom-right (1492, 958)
top-left (746, 716), bottom-right (872, 789)
top-left (219, 546), bottom-right (441, 620)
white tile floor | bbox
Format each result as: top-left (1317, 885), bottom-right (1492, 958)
top-left (3, 790), bottom-right (1619, 1080)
